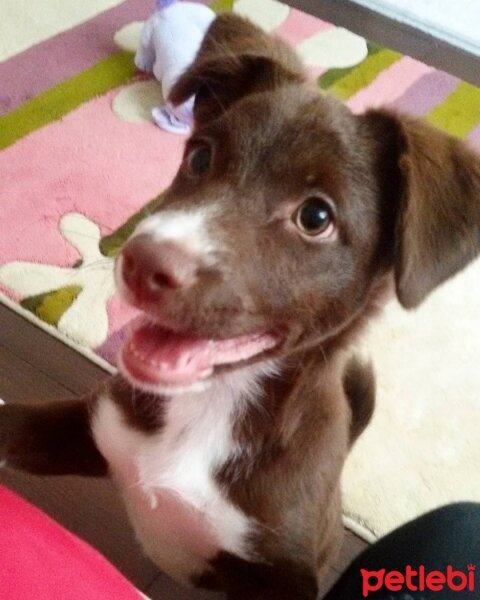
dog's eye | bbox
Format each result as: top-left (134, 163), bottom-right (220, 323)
top-left (187, 144), bottom-right (211, 175)
top-left (294, 198), bottom-right (335, 237)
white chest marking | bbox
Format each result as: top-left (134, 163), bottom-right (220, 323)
top-left (92, 366), bottom-right (276, 582)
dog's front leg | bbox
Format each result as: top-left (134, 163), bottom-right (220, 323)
top-left (0, 399), bottom-right (107, 477)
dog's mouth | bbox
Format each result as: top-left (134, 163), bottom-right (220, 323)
top-left (120, 317), bottom-right (279, 390)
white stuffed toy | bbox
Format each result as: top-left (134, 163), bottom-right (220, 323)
top-left (135, 0), bottom-right (215, 134)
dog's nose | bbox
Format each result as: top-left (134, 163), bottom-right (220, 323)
top-left (120, 234), bottom-right (199, 302)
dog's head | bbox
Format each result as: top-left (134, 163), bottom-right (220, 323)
top-left (117, 14), bottom-right (480, 394)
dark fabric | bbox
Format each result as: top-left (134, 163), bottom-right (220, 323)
top-left (324, 503), bottom-right (480, 599)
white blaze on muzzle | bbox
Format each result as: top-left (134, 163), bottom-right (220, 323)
top-left (132, 208), bottom-right (219, 266)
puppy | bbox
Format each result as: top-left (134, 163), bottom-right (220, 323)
top-left (2, 14), bottom-right (480, 600)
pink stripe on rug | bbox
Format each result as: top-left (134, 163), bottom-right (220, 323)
top-left (468, 124), bottom-right (480, 151)
top-left (275, 9), bottom-right (331, 80)
top-left (0, 85), bottom-right (185, 268)
top-left (347, 56), bottom-right (432, 114)
top-left (390, 70), bottom-right (459, 117)
top-left (276, 7), bottom-right (331, 46)
top-left (0, 0), bottom-right (151, 115)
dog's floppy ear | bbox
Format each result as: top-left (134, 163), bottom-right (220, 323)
top-left (169, 13), bottom-right (305, 126)
top-left (364, 110), bottom-right (480, 309)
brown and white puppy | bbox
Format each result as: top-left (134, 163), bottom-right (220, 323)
top-left (2, 14), bottom-right (480, 600)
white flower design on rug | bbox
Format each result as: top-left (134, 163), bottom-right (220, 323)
top-left (296, 27), bottom-right (367, 69)
top-left (234, 0), bottom-right (290, 32)
top-left (234, 0), bottom-right (367, 68)
top-left (0, 213), bottom-right (115, 348)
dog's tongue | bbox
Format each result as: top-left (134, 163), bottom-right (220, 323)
top-left (121, 320), bottom-right (277, 386)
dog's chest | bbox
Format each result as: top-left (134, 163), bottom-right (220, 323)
top-left (92, 384), bottom-right (254, 583)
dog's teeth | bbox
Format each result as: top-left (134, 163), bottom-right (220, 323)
top-left (175, 354), bottom-right (191, 368)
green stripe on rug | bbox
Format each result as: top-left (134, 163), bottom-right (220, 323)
top-left (321, 47), bottom-right (401, 101)
top-left (100, 193), bottom-right (165, 257)
top-left (319, 42), bottom-right (382, 90)
top-left (21, 285), bottom-right (82, 326)
top-left (0, 51), bottom-right (135, 150)
top-left (210, 0), bottom-right (233, 11)
top-left (427, 81), bottom-right (480, 138)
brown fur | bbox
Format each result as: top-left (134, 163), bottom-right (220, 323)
top-left (2, 13), bottom-right (480, 600)
top-left (108, 375), bottom-right (166, 433)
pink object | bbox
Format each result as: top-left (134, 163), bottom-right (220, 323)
top-left (121, 318), bottom-right (278, 386)
top-left (0, 485), bottom-right (141, 600)
top-left (347, 56), bottom-right (433, 114)
top-left (469, 124), bottom-right (480, 150)
top-left (276, 8), bottom-right (332, 46)
top-left (0, 87), bottom-right (184, 346)
top-left (0, 87), bottom-right (184, 267)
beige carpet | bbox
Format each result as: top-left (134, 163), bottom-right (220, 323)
top-left (342, 257), bottom-right (480, 539)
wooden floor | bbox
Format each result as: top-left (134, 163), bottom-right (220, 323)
top-left (1, 1), bottom-right (477, 598)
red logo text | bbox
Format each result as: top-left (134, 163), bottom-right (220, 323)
top-left (361, 564), bottom-right (476, 597)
